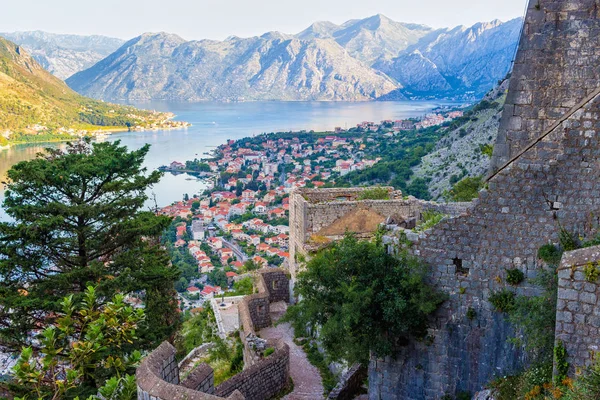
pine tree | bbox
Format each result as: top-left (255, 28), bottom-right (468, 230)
top-left (0, 139), bottom-right (179, 351)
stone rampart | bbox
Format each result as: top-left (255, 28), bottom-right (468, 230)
top-left (136, 341), bottom-right (242, 400)
top-left (555, 246), bottom-right (600, 374)
top-left (370, 1), bottom-right (600, 398)
top-left (238, 269), bottom-right (290, 366)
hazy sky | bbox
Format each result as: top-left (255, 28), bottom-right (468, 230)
top-left (3, 0), bottom-right (527, 40)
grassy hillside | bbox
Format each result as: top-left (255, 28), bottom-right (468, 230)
top-left (0, 36), bottom-right (184, 144)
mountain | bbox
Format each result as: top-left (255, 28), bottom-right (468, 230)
top-left (65, 15), bottom-right (521, 102)
top-left (0, 31), bottom-right (124, 79)
top-left (377, 19), bottom-right (521, 100)
top-left (0, 36), bottom-right (184, 144)
top-left (297, 15), bottom-right (432, 65)
top-left (66, 32), bottom-right (399, 102)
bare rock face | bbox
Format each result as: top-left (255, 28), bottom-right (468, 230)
top-left (411, 79), bottom-right (509, 200)
top-left (0, 31), bottom-right (124, 79)
top-left (298, 14), bottom-right (433, 66)
top-left (376, 19), bottom-right (521, 100)
top-left (66, 32), bottom-right (399, 102)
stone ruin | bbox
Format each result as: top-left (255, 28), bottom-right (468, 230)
top-left (288, 187), bottom-right (469, 282)
top-left (136, 269), bottom-right (291, 400)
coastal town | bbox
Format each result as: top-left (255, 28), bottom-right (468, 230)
top-left (157, 110), bottom-right (464, 312)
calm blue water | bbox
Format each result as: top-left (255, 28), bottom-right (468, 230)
top-left (0, 101), bottom-right (456, 221)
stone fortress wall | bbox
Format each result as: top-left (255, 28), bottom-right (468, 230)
top-left (136, 269), bottom-right (290, 400)
top-left (368, 1), bottom-right (600, 398)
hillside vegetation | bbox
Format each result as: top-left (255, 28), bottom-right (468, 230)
top-left (0, 36), bottom-right (181, 144)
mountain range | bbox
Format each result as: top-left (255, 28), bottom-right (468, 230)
top-left (3, 15), bottom-right (522, 102)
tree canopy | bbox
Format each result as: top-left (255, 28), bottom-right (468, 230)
top-left (11, 286), bottom-right (142, 399)
top-left (284, 234), bottom-right (445, 364)
top-left (0, 139), bottom-right (179, 350)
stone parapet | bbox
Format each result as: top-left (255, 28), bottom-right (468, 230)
top-left (555, 246), bottom-right (600, 375)
top-left (136, 342), bottom-right (242, 400)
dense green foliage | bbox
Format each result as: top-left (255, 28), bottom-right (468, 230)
top-left (224, 277), bottom-right (254, 297)
top-left (507, 268), bottom-right (557, 362)
top-left (488, 289), bottom-right (516, 313)
top-left (0, 140), bottom-right (179, 351)
top-left (506, 268), bottom-right (525, 286)
top-left (445, 176), bottom-right (484, 202)
top-left (10, 286), bottom-right (142, 399)
top-left (356, 187), bottom-right (390, 200)
top-left (537, 244), bottom-right (563, 265)
top-left (283, 234), bottom-right (445, 364)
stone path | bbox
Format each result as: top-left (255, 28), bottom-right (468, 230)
top-left (260, 302), bottom-right (325, 400)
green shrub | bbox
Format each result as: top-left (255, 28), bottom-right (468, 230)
top-left (584, 262), bottom-right (600, 282)
top-left (415, 210), bottom-right (446, 232)
top-left (466, 307), bottom-right (477, 321)
top-left (357, 187), bottom-right (390, 200)
top-left (446, 176), bottom-right (484, 202)
top-left (506, 268), bottom-right (525, 286)
top-left (554, 340), bottom-right (569, 384)
top-left (537, 244), bottom-right (563, 265)
top-left (559, 227), bottom-right (579, 252)
top-left (229, 340), bottom-right (244, 373)
top-left (489, 289), bottom-right (516, 313)
top-left (264, 347), bottom-right (275, 357)
top-left (479, 144), bottom-right (494, 158)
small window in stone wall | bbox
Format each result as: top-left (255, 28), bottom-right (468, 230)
top-left (454, 258), bottom-right (469, 276)
top-left (272, 280), bottom-right (278, 290)
top-left (258, 305), bottom-right (265, 314)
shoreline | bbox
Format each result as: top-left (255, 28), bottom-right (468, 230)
top-left (0, 124), bottom-right (191, 151)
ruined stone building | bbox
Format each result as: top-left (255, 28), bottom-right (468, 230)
top-left (289, 187), bottom-right (468, 282)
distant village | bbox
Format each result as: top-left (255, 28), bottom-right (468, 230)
top-left (157, 109), bottom-right (464, 312)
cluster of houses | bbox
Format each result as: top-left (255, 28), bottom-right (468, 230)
top-left (157, 107), bottom-right (469, 304)
top-left (344, 112), bottom-right (465, 133)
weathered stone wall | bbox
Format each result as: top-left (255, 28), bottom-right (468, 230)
top-left (371, 1), bottom-right (600, 398)
top-left (136, 342), bottom-right (243, 400)
top-left (259, 269), bottom-right (290, 303)
top-left (215, 340), bottom-right (290, 400)
top-left (327, 364), bottom-right (368, 400)
top-left (555, 246), bottom-right (600, 374)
